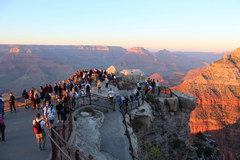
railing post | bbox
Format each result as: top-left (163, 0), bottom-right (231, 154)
top-left (51, 128), bottom-right (57, 160)
top-left (89, 94), bottom-right (91, 105)
top-left (75, 150), bottom-right (80, 160)
top-left (63, 125), bottom-right (65, 140)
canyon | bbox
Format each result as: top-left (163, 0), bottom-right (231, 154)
top-left (172, 48), bottom-right (240, 159)
top-left (0, 44), bottom-right (224, 95)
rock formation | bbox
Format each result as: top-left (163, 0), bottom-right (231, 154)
top-left (106, 65), bottom-right (117, 74)
top-left (127, 92), bottom-right (219, 160)
top-left (127, 47), bottom-right (150, 56)
top-left (9, 48), bottom-right (20, 54)
top-left (120, 69), bottom-right (145, 81)
top-left (147, 73), bottom-right (167, 83)
top-left (118, 69), bottom-right (145, 90)
top-left (172, 48), bottom-right (240, 159)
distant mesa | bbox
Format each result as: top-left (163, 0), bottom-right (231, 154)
top-left (127, 47), bottom-right (149, 56)
top-left (9, 48), bottom-right (20, 54)
top-left (77, 45), bottom-right (110, 51)
top-left (106, 65), bottom-right (117, 74)
top-left (147, 73), bottom-right (167, 83)
top-left (157, 49), bottom-right (171, 54)
top-left (173, 72), bottom-right (185, 76)
top-left (26, 49), bottom-right (32, 54)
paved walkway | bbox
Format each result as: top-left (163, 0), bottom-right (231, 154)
top-left (0, 108), bottom-right (51, 160)
top-left (99, 108), bottom-right (132, 160)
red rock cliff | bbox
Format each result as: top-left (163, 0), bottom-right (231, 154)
top-left (172, 48), bottom-right (240, 159)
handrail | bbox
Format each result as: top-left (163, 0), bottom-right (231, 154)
top-left (48, 133), bottom-right (72, 160)
top-left (49, 91), bottom-right (116, 160)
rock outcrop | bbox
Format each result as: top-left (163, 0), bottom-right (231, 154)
top-left (127, 47), bottom-right (150, 56)
top-left (172, 48), bottom-right (240, 159)
top-left (9, 48), bottom-right (20, 54)
top-left (120, 69), bottom-right (145, 81)
top-left (127, 92), bottom-right (219, 160)
top-left (147, 73), bottom-right (167, 83)
top-left (69, 108), bottom-right (117, 160)
top-left (106, 65), bottom-right (117, 74)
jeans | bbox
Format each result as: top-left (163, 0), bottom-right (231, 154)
top-left (10, 103), bottom-right (16, 112)
top-left (0, 125), bottom-right (5, 141)
top-left (35, 129), bottom-right (46, 150)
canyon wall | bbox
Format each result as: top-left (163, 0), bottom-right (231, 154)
top-left (172, 48), bottom-right (240, 159)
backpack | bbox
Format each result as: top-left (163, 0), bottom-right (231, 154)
top-left (33, 120), bottom-right (42, 134)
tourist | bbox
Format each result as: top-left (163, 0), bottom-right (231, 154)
top-left (0, 96), bottom-right (4, 118)
top-left (29, 89), bottom-right (35, 109)
top-left (62, 92), bottom-right (70, 107)
top-left (62, 105), bottom-right (69, 122)
top-left (32, 113), bottom-right (46, 150)
top-left (56, 99), bottom-right (63, 123)
top-left (105, 77), bottom-right (109, 88)
top-left (46, 104), bottom-right (56, 128)
top-left (22, 89), bottom-right (29, 109)
top-left (9, 92), bottom-right (16, 113)
top-left (108, 88), bottom-right (115, 104)
top-left (43, 101), bottom-right (50, 127)
top-left (97, 80), bottom-right (102, 93)
top-left (45, 92), bottom-right (51, 104)
top-left (80, 89), bottom-right (86, 105)
top-left (70, 90), bottom-right (78, 109)
top-left (54, 83), bottom-right (59, 99)
top-left (137, 81), bottom-right (142, 91)
top-left (0, 117), bottom-right (5, 141)
top-left (34, 90), bottom-right (41, 110)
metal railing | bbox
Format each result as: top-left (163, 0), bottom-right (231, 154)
top-left (48, 93), bottom-right (115, 160)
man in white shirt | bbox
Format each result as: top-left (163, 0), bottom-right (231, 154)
top-left (32, 113), bottom-right (46, 150)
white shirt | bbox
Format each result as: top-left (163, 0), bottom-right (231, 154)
top-left (0, 97), bottom-right (4, 102)
top-left (33, 118), bottom-right (46, 128)
top-left (108, 90), bottom-right (114, 98)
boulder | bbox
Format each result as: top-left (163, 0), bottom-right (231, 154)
top-left (120, 69), bottom-right (145, 82)
top-left (106, 65), bottom-right (117, 75)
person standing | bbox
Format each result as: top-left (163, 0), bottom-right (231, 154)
top-left (32, 113), bottom-right (46, 150)
top-left (56, 99), bottom-right (63, 123)
top-left (46, 104), bottom-right (56, 128)
top-left (97, 80), bottom-right (102, 93)
top-left (108, 88), bottom-right (115, 104)
top-left (0, 97), bottom-right (4, 118)
top-left (43, 101), bottom-right (50, 127)
top-left (0, 95), bottom-right (4, 118)
top-left (22, 89), bottom-right (29, 109)
top-left (105, 77), bottom-right (109, 88)
top-left (9, 92), bottom-right (16, 113)
top-left (0, 117), bottom-right (5, 141)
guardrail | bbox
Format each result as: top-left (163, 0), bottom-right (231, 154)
top-left (49, 93), bottom-right (115, 160)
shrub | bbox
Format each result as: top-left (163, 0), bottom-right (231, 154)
top-left (145, 94), bottom-right (159, 104)
top-left (140, 142), bottom-right (164, 160)
top-left (83, 107), bottom-right (94, 113)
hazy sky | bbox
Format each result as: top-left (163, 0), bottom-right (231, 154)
top-left (0, 0), bottom-right (239, 52)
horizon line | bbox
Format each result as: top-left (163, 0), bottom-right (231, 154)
top-left (0, 43), bottom-right (231, 53)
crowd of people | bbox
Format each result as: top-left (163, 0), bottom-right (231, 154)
top-left (29, 68), bottom-right (117, 151)
top-left (0, 67), bottom-right (168, 158)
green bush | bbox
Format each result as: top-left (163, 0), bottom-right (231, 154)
top-left (83, 107), bottom-right (94, 113)
top-left (145, 94), bottom-right (159, 104)
top-left (140, 142), bottom-right (164, 160)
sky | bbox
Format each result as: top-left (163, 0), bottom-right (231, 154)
top-left (0, 0), bottom-right (240, 52)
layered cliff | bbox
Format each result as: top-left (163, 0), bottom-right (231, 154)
top-left (127, 92), bottom-right (219, 160)
top-left (172, 48), bottom-right (240, 159)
